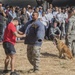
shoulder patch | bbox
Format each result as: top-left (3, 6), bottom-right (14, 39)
top-left (32, 24), bottom-right (38, 28)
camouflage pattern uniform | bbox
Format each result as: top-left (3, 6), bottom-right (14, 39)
top-left (27, 45), bottom-right (41, 70)
top-left (67, 15), bottom-right (75, 56)
top-left (19, 19), bottom-right (45, 71)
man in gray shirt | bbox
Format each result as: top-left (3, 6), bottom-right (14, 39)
top-left (49, 20), bottom-right (61, 40)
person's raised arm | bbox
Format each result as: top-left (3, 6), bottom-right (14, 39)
top-left (13, 31), bottom-right (26, 38)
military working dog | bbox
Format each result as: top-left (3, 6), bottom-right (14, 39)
top-left (54, 38), bottom-right (73, 59)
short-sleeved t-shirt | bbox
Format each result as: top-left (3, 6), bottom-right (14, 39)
top-left (3, 22), bottom-right (16, 45)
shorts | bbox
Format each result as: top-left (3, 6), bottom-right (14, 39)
top-left (3, 42), bottom-right (16, 55)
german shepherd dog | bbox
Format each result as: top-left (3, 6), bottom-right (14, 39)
top-left (54, 38), bottom-right (73, 59)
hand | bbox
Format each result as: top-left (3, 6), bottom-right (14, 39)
top-left (22, 34), bottom-right (26, 37)
top-left (58, 34), bottom-right (60, 37)
top-left (66, 34), bottom-right (71, 39)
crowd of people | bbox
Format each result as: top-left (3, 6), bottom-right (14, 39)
top-left (0, 3), bottom-right (72, 41)
top-left (0, 1), bottom-right (75, 75)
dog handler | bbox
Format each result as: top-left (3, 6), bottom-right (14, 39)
top-left (19, 11), bottom-right (45, 72)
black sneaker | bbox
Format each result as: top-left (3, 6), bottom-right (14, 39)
top-left (10, 72), bottom-right (19, 75)
top-left (3, 70), bottom-right (9, 73)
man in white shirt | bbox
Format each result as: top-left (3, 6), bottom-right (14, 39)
top-left (26, 7), bottom-right (33, 21)
top-left (45, 8), bottom-right (53, 23)
top-left (53, 7), bottom-right (59, 18)
top-left (40, 12), bottom-right (49, 39)
top-left (56, 8), bottom-right (66, 39)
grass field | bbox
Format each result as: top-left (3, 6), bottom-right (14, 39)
top-left (0, 40), bottom-right (75, 75)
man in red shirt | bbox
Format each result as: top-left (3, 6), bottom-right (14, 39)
top-left (3, 18), bottom-right (25, 75)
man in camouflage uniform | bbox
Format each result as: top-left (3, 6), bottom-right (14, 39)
top-left (66, 9), bottom-right (75, 56)
top-left (19, 11), bottom-right (45, 72)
